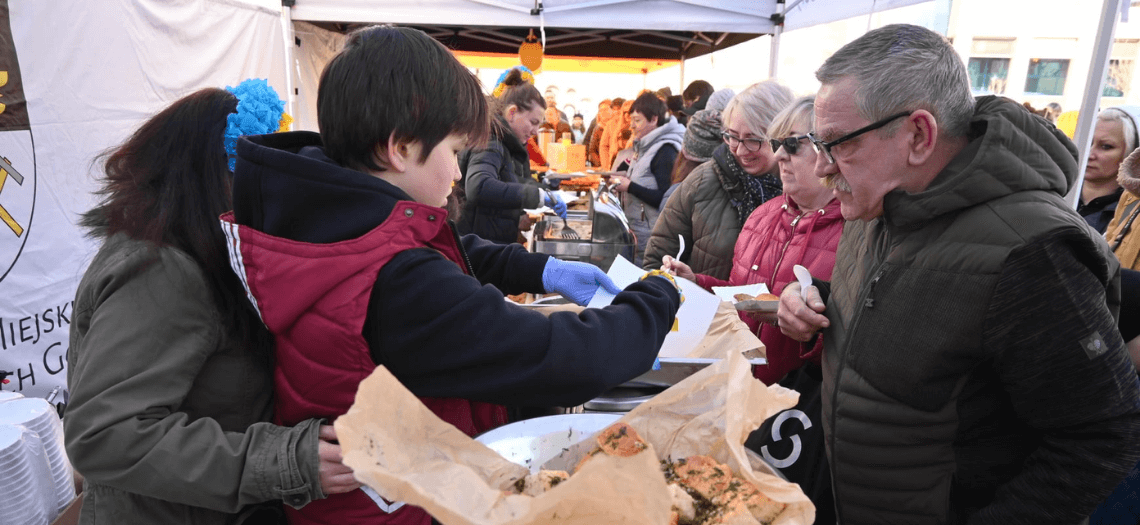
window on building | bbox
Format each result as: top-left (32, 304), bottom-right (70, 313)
top-left (1104, 59), bottom-right (1133, 97)
top-left (968, 57), bottom-right (1010, 95)
top-left (1024, 59), bottom-right (1069, 96)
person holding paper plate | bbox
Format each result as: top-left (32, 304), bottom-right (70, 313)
top-left (663, 95), bottom-right (843, 385)
top-left (662, 95), bottom-right (842, 525)
top-left (458, 66), bottom-right (567, 244)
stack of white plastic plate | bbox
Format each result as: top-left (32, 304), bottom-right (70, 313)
top-left (0, 391), bottom-right (24, 403)
top-left (0, 398), bottom-right (75, 515)
top-left (0, 423), bottom-right (55, 524)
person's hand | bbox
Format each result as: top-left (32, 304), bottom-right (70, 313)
top-left (777, 282), bottom-right (829, 342)
top-left (317, 425), bottom-right (361, 496)
top-left (661, 255), bottom-right (696, 281)
top-left (544, 191), bottom-right (568, 219)
top-left (611, 175), bottom-right (631, 192)
top-left (518, 213), bottom-right (534, 233)
top-left (542, 258), bottom-right (621, 305)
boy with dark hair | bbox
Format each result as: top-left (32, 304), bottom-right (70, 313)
top-left (221, 25), bottom-right (683, 525)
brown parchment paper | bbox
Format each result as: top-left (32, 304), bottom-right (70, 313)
top-left (527, 300), bottom-right (764, 360)
top-left (335, 350), bottom-right (813, 525)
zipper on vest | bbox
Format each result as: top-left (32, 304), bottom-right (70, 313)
top-left (827, 221), bottom-right (891, 523)
top-left (769, 211), bottom-right (805, 286)
top-left (449, 221), bottom-right (476, 275)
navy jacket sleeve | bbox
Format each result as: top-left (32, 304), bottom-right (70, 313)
top-left (627, 144), bottom-right (678, 209)
top-left (464, 142), bottom-right (542, 210)
top-left (460, 233), bottom-right (548, 294)
top-left (364, 248), bottom-right (681, 407)
top-left (972, 233), bottom-right (1140, 523)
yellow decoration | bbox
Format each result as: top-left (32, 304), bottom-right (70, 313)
top-left (0, 71), bottom-right (7, 115)
top-left (1055, 110), bottom-right (1079, 139)
top-left (278, 112), bottom-right (293, 133)
top-left (519, 29), bottom-right (543, 72)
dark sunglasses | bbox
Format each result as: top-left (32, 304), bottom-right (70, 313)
top-left (769, 135), bottom-right (810, 155)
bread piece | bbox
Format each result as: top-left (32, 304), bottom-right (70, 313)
top-left (671, 455), bottom-right (733, 500)
top-left (595, 422), bottom-right (648, 457)
top-left (712, 476), bottom-right (787, 525)
top-left (668, 482), bottom-right (697, 523)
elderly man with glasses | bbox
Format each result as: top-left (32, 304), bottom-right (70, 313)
top-left (777, 24), bottom-right (1140, 524)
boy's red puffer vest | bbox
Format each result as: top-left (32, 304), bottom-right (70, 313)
top-left (220, 204), bottom-right (508, 525)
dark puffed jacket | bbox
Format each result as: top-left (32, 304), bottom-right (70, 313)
top-left (645, 144), bottom-right (745, 279)
top-left (820, 96), bottom-right (1140, 524)
top-left (458, 118), bottom-right (542, 243)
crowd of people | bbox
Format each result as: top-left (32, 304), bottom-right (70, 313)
top-left (55, 20), bottom-right (1140, 525)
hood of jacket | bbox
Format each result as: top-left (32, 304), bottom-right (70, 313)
top-left (1113, 105), bottom-right (1140, 196)
top-left (884, 96), bottom-right (1078, 229)
top-left (232, 131), bottom-right (415, 244)
top-left (633, 116), bottom-right (686, 155)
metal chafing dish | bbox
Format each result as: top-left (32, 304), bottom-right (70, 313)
top-left (531, 186), bottom-right (634, 271)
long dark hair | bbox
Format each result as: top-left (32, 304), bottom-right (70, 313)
top-left (82, 88), bottom-right (267, 352)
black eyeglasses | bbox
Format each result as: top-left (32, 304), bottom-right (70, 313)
top-left (721, 131), bottom-right (766, 153)
top-left (808, 111), bottom-right (913, 164)
top-left (769, 135), bottom-right (810, 155)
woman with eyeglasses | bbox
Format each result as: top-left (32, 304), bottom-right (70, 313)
top-left (643, 81), bottom-right (794, 279)
top-left (661, 94), bottom-right (841, 525)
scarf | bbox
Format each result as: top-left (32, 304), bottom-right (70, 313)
top-left (714, 143), bottom-right (783, 224)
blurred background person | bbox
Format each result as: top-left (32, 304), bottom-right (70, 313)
top-left (584, 99), bottom-right (610, 164)
top-left (662, 107), bottom-right (723, 209)
top-left (682, 79), bottom-right (715, 115)
top-left (666, 94), bottom-right (688, 126)
top-left (65, 83), bottom-right (355, 524)
top-left (644, 80), bottom-right (794, 278)
top-left (662, 94), bottom-right (839, 525)
top-left (609, 92), bottom-right (685, 266)
top-left (539, 105), bottom-right (572, 141)
top-left (1045, 102), bottom-right (1063, 124)
top-left (1081, 107), bottom-right (1140, 233)
top-left (571, 113), bottom-right (586, 144)
top-left (459, 67), bottom-right (566, 244)
top-left (706, 87), bottom-right (736, 113)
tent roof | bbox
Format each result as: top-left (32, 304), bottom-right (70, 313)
top-left (290, 0), bottom-right (932, 60)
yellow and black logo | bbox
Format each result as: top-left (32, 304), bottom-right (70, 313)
top-left (0, 0), bottom-right (35, 283)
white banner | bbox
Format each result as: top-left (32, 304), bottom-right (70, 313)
top-left (0, 0), bottom-right (288, 410)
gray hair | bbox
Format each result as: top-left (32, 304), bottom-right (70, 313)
top-left (1098, 107), bottom-right (1139, 156)
top-left (721, 80), bottom-right (795, 139)
top-left (815, 24), bottom-right (975, 138)
top-left (768, 95), bottom-right (816, 142)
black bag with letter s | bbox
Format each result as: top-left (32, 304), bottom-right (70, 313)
top-left (745, 364), bottom-right (834, 525)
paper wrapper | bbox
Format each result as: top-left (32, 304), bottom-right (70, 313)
top-left (527, 300), bottom-right (763, 361)
top-left (335, 350), bottom-right (813, 525)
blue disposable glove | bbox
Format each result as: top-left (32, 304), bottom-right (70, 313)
top-left (544, 191), bottom-right (568, 219)
top-left (542, 258), bottom-right (621, 306)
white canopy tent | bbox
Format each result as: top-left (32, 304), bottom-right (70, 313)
top-left (0, 0), bottom-right (1127, 402)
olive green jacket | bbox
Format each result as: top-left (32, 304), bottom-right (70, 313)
top-left (65, 233), bottom-right (325, 524)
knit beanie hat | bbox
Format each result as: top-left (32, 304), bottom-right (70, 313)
top-left (706, 88), bottom-right (736, 113)
top-left (683, 108), bottom-right (723, 163)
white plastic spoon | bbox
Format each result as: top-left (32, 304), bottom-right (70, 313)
top-left (793, 264), bottom-right (812, 301)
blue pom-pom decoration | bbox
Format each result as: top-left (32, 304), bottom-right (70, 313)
top-left (223, 79), bottom-right (284, 171)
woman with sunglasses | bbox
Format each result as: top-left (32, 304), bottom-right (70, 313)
top-left (661, 95), bottom-right (841, 524)
top-left (643, 81), bottom-right (793, 279)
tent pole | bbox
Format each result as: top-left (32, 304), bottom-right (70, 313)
top-left (679, 58), bottom-right (685, 92)
top-left (769, 0), bottom-right (784, 79)
top-left (1066, 0), bottom-right (1121, 209)
top-left (280, 4), bottom-right (297, 121)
